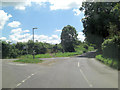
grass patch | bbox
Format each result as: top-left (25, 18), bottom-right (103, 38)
top-left (17, 54), bottom-right (52, 59)
top-left (15, 45), bottom-right (95, 60)
top-left (35, 53), bottom-right (52, 58)
top-left (96, 54), bottom-right (118, 69)
top-left (14, 58), bottom-right (43, 63)
top-left (53, 51), bottom-right (83, 57)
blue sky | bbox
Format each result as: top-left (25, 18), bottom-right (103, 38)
top-left (0, 1), bottom-right (85, 44)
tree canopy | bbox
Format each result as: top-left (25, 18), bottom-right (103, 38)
top-left (80, 2), bottom-right (118, 50)
top-left (61, 25), bottom-right (78, 52)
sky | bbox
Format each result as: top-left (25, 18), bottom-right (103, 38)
top-left (0, 0), bottom-right (85, 44)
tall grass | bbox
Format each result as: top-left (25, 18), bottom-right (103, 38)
top-left (96, 55), bottom-right (118, 69)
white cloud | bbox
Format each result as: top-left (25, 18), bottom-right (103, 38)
top-left (1, 0), bottom-right (84, 16)
top-left (1, 0), bottom-right (83, 10)
top-left (11, 28), bottom-right (22, 33)
top-left (77, 32), bottom-right (85, 42)
top-left (55, 29), bottom-right (62, 32)
top-left (10, 28), bottom-right (31, 42)
top-left (0, 10), bottom-right (12, 30)
top-left (8, 21), bottom-right (21, 28)
top-left (23, 30), bottom-right (30, 33)
top-left (9, 28), bottom-right (85, 43)
top-left (15, 5), bottom-right (26, 10)
top-left (9, 28), bottom-right (60, 44)
top-left (1, 0), bottom-right (31, 10)
top-left (51, 35), bottom-right (59, 39)
top-left (0, 37), bottom-right (6, 40)
top-left (73, 8), bottom-right (81, 16)
top-left (34, 34), bottom-right (60, 44)
top-left (49, 0), bottom-right (83, 10)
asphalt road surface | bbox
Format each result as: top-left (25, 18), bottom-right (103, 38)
top-left (2, 52), bottom-right (118, 88)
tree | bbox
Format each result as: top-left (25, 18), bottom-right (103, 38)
top-left (80, 2), bottom-right (117, 51)
top-left (108, 2), bottom-right (120, 37)
top-left (9, 44), bottom-right (20, 58)
top-left (27, 40), bottom-right (34, 54)
top-left (2, 41), bottom-right (10, 58)
top-left (61, 25), bottom-right (78, 52)
top-left (53, 44), bottom-right (58, 54)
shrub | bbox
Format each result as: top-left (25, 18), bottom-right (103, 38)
top-left (102, 36), bottom-right (120, 60)
top-left (83, 44), bottom-right (88, 50)
top-left (96, 54), bottom-right (119, 69)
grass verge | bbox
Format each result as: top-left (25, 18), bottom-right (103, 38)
top-left (14, 58), bottom-right (43, 63)
top-left (96, 54), bottom-right (118, 69)
top-left (35, 53), bottom-right (52, 58)
top-left (53, 52), bottom-right (83, 57)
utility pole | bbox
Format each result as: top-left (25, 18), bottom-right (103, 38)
top-left (33, 28), bottom-right (37, 59)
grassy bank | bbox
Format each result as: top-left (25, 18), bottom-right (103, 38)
top-left (35, 53), bottom-right (52, 58)
top-left (14, 58), bottom-right (43, 63)
top-left (13, 45), bottom-right (95, 63)
top-left (18, 51), bottom-right (83, 59)
top-left (96, 54), bottom-right (119, 69)
top-left (53, 51), bottom-right (83, 57)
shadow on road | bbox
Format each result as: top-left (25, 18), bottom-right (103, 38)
top-left (76, 51), bottom-right (97, 58)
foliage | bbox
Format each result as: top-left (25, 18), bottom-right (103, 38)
top-left (80, 2), bottom-right (118, 50)
top-left (52, 44), bottom-right (58, 53)
top-left (96, 55), bottom-right (119, 69)
top-left (53, 52), bottom-right (82, 57)
top-left (14, 58), bottom-right (43, 63)
top-left (35, 53), bottom-right (52, 58)
top-left (61, 25), bottom-right (78, 52)
top-left (80, 2), bottom-right (120, 70)
top-left (1, 40), bottom-right (56, 58)
top-left (102, 36), bottom-right (120, 60)
top-left (2, 41), bottom-right (10, 58)
top-left (75, 43), bottom-right (94, 53)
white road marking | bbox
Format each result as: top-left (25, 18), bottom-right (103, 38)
top-left (15, 72), bottom-right (38, 88)
top-left (31, 74), bottom-right (34, 76)
top-left (27, 76), bottom-right (31, 79)
top-left (78, 62), bottom-right (93, 87)
top-left (79, 69), bottom-right (93, 88)
top-left (78, 62), bottom-right (80, 67)
top-left (22, 80), bottom-right (25, 83)
top-left (16, 83), bottom-right (21, 87)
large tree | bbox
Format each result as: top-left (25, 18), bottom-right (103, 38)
top-left (80, 2), bottom-right (117, 51)
top-left (61, 25), bottom-right (78, 52)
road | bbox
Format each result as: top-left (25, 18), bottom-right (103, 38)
top-left (2, 52), bottom-right (118, 88)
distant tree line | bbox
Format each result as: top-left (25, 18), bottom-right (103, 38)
top-left (1, 40), bottom-right (63, 58)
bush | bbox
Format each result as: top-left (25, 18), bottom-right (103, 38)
top-left (102, 36), bottom-right (120, 60)
top-left (9, 48), bottom-right (20, 58)
top-left (83, 44), bottom-right (88, 50)
top-left (96, 54), bottom-right (119, 69)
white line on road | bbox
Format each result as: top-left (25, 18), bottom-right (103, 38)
top-left (15, 72), bottom-right (38, 88)
top-left (78, 62), bottom-right (93, 88)
top-left (16, 83), bottom-right (21, 87)
top-left (79, 69), bottom-right (93, 88)
top-left (78, 62), bottom-right (80, 67)
top-left (31, 74), bottom-right (34, 76)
